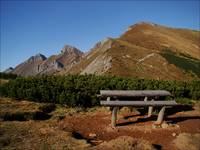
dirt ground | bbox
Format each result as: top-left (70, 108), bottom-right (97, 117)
top-left (0, 97), bottom-right (200, 150)
top-left (58, 106), bottom-right (200, 150)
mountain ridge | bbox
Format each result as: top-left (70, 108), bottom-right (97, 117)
top-left (9, 45), bottom-right (83, 76)
top-left (63, 22), bottom-right (200, 80)
top-left (6, 22), bottom-right (200, 80)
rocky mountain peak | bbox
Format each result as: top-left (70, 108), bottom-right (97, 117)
top-left (61, 45), bottom-right (83, 56)
top-left (126, 21), bottom-right (157, 31)
top-left (135, 21), bottom-right (157, 26)
top-left (26, 53), bottom-right (47, 63)
top-left (35, 53), bottom-right (47, 60)
top-left (90, 38), bottom-right (113, 52)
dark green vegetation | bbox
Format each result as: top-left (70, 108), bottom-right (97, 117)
top-left (0, 72), bottom-right (18, 80)
top-left (161, 49), bottom-right (200, 77)
top-left (0, 75), bottom-right (199, 107)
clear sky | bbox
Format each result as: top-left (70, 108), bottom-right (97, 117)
top-left (0, 0), bottom-right (200, 71)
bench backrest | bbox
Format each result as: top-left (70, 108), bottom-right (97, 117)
top-left (100, 90), bottom-right (171, 98)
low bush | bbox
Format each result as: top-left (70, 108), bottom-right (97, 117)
top-left (0, 75), bottom-right (199, 107)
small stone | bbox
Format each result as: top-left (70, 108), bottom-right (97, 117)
top-left (172, 133), bottom-right (176, 137)
top-left (89, 133), bottom-right (97, 139)
top-left (152, 124), bottom-right (161, 129)
top-left (161, 123), bottom-right (169, 128)
top-left (90, 139), bottom-right (103, 144)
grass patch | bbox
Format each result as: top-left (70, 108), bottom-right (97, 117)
top-left (0, 136), bottom-right (11, 147)
top-left (0, 79), bottom-right (9, 85)
top-left (0, 98), bottom-right (53, 121)
top-left (173, 133), bottom-right (200, 150)
top-left (176, 98), bottom-right (195, 105)
top-left (161, 49), bottom-right (200, 77)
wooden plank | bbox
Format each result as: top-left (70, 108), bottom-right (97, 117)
top-left (100, 100), bottom-right (177, 106)
top-left (100, 90), bottom-right (171, 97)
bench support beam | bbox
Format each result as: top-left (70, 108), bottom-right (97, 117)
top-left (111, 107), bottom-right (118, 127)
top-left (155, 106), bottom-right (166, 124)
top-left (148, 106), bottom-right (153, 117)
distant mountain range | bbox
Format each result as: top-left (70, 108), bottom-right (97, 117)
top-left (7, 45), bottom-right (83, 76)
top-left (5, 22), bottom-right (200, 80)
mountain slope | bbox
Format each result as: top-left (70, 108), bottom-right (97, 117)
top-left (60, 38), bottom-right (113, 75)
top-left (62, 22), bottom-right (200, 80)
top-left (120, 22), bottom-right (200, 59)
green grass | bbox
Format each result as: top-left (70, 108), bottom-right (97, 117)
top-left (176, 98), bottom-right (195, 105)
top-left (161, 49), bottom-right (200, 77)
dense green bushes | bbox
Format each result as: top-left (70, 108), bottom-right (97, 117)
top-left (0, 72), bottom-right (18, 80)
top-left (0, 75), bottom-right (199, 107)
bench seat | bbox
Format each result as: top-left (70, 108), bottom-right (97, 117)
top-left (100, 100), bottom-right (177, 106)
top-left (100, 90), bottom-right (171, 98)
top-left (99, 90), bottom-right (178, 127)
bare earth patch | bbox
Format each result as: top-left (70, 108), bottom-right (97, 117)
top-left (0, 97), bottom-right (200, 150)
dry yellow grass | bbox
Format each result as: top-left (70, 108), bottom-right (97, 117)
top-left (0, 79), bottom-right (9, 85)
top-left (173, 133), bottom-right (200, 150)
top-left (90, 136), bottom-right (155, 150)
top-left (0, 98), bottom-right (157, 150)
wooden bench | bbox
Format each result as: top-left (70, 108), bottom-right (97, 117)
top-left (99, 90), bottom-right (178, 127)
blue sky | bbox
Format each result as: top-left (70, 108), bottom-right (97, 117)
top-left (1, 0), bottom-right (200, 71)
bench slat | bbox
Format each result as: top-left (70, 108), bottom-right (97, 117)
top-left (100, 90), bottom-right (171, 97)
top-left (100, 100), bottom-right (177, 106)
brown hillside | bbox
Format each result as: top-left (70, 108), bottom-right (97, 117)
top-left (120, 22), bottom-right (200, 59)
top-left (62, 22), bottom-right (200, 80)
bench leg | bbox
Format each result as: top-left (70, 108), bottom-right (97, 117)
top-left (148, 106), bottom-right (153, 117)
top-left (155, 106), bottom-right (166, 125)
top-left (111, 107), bottom-right (118, 127)
top-left (106, 97), bottom-right (111, 111)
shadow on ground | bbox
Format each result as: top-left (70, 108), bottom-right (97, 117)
top-left (166, 116), bottom-right (200, 124)
top-left (166, 105), bottom-right (194, 116)
top-left (117, 104), bottom-right (198, 126)
top-left (118, 115), bottom-right (158, 126)
top-left (1, 111), bottom-right (52, 121)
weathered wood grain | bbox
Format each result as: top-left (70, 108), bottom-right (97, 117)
top-left (100, 90), bottom-right (171, 97)
top-left (100, 100), bottom-right (177, 106)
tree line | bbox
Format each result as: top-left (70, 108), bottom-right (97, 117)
top-left (0, 75), bottom-right (199, 107)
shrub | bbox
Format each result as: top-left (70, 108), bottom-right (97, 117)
top-left (0, 75), bottom-right (199, 107)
